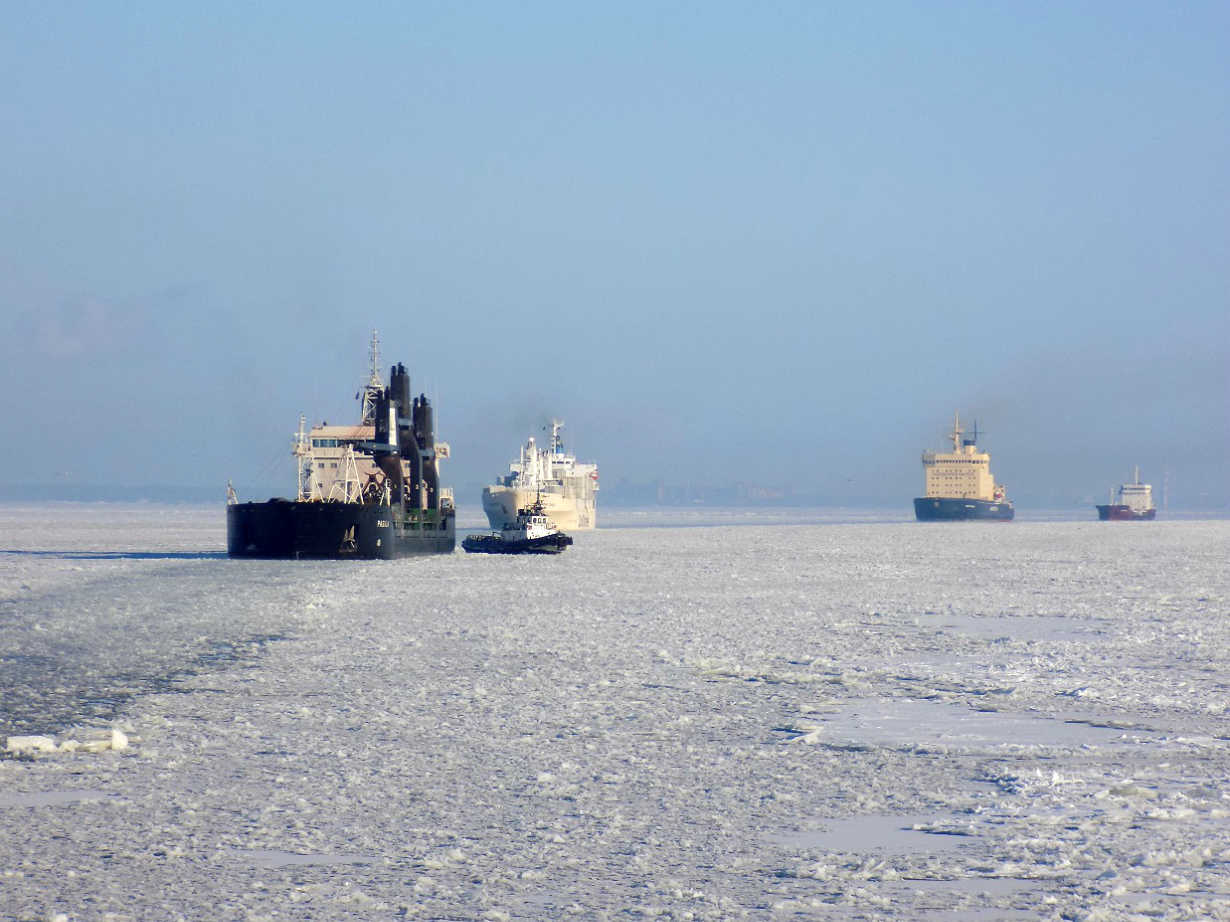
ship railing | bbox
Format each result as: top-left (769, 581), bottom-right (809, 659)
top-left (403, 507), bottom-right (454, 529)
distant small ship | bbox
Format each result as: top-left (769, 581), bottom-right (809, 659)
top-left (227, 332), bottom-right (456, 558)
top-left (1096, 468), bottom-right (1156, 521)
top-left (482, 420), bottom-right (598, 531)
top-left (914, 414), bottom-right (1014, 521)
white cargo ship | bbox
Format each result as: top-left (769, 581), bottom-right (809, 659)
top-left (482, 421), bottom-right (598, 531)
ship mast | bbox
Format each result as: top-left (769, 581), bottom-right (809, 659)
top-left (359, 329), bottom-right (384, 425)
top-left (293, 415), bottom-right (313, 500)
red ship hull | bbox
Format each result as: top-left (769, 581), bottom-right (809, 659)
top-left (1096, 504), bottom-right (1157, 521)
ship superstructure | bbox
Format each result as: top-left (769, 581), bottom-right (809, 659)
top-left (1096, 467), bottom-right (1156, 521)
top-left (228, 332), bottom-right (455, 558)
top-left (482, 420), bottom-right (598, 531)
top-left (914, 414), bottom-right (1014, 521)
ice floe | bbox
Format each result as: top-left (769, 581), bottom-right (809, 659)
top-left (0, 505), bottom-right (1228, 920)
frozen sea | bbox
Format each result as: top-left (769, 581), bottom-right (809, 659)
top-left (1, 504), bottom-right (1228, 921)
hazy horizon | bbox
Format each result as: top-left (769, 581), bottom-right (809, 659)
top-left (3, 4), bottom-right (1226, 511)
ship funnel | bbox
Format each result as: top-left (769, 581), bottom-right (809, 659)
top-left (374, 389), bottom-right (391, 445)
top-left (389, 363), bottom-right (411, 418)
top-left (415, 394), bottom-right (438, 509)
top-left (413, 394), bottom-right (435, 450)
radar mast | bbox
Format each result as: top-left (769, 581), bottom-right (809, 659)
top-left (359, 329), bottom-right (384, 425)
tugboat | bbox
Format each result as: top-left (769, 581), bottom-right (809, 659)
top-left (227, 333), bottom-right (456, 558)
top-left (462, 499), bottom-right (574, 555)
top-left (914, 414), bottom-right (1014, 521)
top-left (1096, 467), bottom-right (1157, 521)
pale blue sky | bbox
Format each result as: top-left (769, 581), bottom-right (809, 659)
top-left (2, 2), bottom-right (1226, 508)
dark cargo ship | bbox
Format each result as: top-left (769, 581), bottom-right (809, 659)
top-left (914, 415), bottom-right (1014, 522)
top-left (228, 334), bottom-right (455, 559)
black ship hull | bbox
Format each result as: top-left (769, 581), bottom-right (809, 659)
top-left (914, 497), bottom-right (1014, 521)
top-left (228, 501), bottom-right (455, 559)
top-left (461, 533), bottom-right (573, 555)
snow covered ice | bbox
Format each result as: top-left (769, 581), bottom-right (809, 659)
top-left (1, 504), bottom-right (1228, 921)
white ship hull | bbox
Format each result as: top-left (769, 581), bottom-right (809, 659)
top-left (482, 485), bottom-right (596, 531)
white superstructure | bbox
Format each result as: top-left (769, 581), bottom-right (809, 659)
top-left (482, 420), bottom-right (598, 530)
top-left (1112, 467), bottom-right (1155, 516)
top-left (500, 502), bottom-right (560, 543)
top-left (921, 414), bottom-right (1007, 503)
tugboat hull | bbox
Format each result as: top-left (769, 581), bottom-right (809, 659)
top-left (461, 532), bottom-right (573, 555)
top-left (914, 497), bottom-right (1014, 521)
top-left (228, 501), bottom-right (455, 559)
